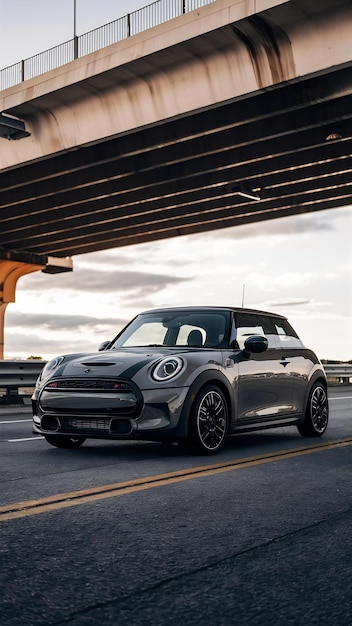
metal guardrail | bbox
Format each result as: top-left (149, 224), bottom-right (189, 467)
top-left (0, 359), bottom-right (350, 407)
top-left (0, 0), bottom-right (215, 90)
top-left (323, 364), bottom-right (352, 385)
top-left (0, 360), bottom-right (46, 405)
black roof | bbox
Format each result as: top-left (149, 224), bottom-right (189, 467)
top-left (141, 306), bottom-right (287, 319)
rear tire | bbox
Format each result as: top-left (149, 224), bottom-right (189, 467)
top-left (297, 382), bottom-right (328, 437)
top-left (188, 385), bottom-right (229, 455)
top-left (44, 434), bottom-right (86, 448)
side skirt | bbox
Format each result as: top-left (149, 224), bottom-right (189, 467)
top-left (230, 415), bottom-right (303, 434)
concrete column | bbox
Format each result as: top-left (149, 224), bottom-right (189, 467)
top-left (0, 260), bottom-right (45, 359)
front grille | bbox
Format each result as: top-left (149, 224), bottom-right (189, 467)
top-left (45, 379), bottom-right (133, 392)
top-left (40, 378), bottom-right (141, 418)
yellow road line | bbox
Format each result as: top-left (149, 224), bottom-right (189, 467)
top-left (1, 438), bottom-right (351, 522)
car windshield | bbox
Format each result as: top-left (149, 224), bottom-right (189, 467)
top-left (110, 310), bottom-right (230, 349)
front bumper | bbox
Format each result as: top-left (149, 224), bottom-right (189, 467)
top-left (32, 383), bottom-right (189, 441)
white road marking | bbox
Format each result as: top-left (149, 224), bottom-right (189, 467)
top-left (8, 437), bottom-right (44, 442)
top-left (329, 396), bottom-right (352, 401)
top-left (0, 419), bottom-right (32, 424)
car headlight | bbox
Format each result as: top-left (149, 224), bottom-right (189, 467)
top-left (40, 356), bottom-right (65, 381)
top-left (152, 356), bottom-right (184, 381)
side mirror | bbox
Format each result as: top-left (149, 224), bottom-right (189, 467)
top-left (243, 335), bottom-right (268, 354)
top-left (98, 341), bottom-right (111, 351)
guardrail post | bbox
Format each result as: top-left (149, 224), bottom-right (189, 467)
top-left (2, 387), bottom-right (24, 405)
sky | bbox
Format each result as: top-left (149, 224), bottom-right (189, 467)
top-left (0, 0), bottom-right (149, 66)
top-left (1, 1), bottom-right (352, 362)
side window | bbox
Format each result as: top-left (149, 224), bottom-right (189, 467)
top-left (235, 313), bottom-right (265, 350)
top-left (273, 318), bottom-right (302, 348)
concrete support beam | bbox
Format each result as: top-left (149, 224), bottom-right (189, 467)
top-left (0, 259), bottom-right (45, 359)
top-left (0, 252), bottom-right (73, 358)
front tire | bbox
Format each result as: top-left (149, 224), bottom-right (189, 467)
top-left (44, 434), bottom-right (86, 448)
top-left (188, 385), bottom-right (229, 455)
top-left (297, 382), bottom-right (328, 437)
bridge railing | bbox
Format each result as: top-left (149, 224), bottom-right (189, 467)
top-left (0, 0), bottom-right (215, 90)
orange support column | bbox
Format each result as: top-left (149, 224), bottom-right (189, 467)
top-left (0, 260), bottom-right (45, 359)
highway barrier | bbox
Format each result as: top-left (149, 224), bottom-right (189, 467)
top-left (0, 360), bottom-right (46, 405)
top-left (0, 360), bottom-right (350, 406)
top-left (323, 364), bottom-right (352, 386)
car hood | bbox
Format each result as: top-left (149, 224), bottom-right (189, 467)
top-left (48, 347), bottom-right (200, 381)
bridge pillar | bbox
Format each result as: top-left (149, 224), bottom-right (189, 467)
top-left (0, 259), bottom-right (45, 359)
top-left (0, 251), bottom-right (72, 359)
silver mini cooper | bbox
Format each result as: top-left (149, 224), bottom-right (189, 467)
top-left (32, 306), bottom-right (329, 454)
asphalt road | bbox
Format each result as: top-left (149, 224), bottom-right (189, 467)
top-left (0, 387), bottom-right (351, 626)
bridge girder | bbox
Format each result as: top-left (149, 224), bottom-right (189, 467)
top-left (0, 1), bottom-right (351, 254)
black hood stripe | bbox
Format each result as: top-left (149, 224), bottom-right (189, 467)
top-left (120, 358), bottom-right (156, 379)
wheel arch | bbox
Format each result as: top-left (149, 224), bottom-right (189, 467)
top-left (297, 375), bottom-right (329, 437)
top-left (303, 372), bottom-right (328, 409)
top-left (179, 371), bottom-right (234, 437)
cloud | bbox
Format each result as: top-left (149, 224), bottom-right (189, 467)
top-left (189, 207), bottom-right (350, 242)
top-left (262, 299), bottom-right (311, 308)
top-left (6, 312), bottom-right (124, 332)
top-left (4, 330), bottom-right (102, 359)
top-left (19, 268), bottom-right (192, 294)
top-left (5, 311), bottom-right (126, 359)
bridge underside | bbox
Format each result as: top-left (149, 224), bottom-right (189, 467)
top-left (1, 0), bottom-right (352, 260)
top-left (1, 61), bottom-right (352, 258)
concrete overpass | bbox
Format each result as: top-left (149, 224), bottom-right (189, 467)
top-left (0, 0), bottom-right (351, 357)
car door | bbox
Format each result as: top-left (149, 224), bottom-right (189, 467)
top-left (272, 317), bottom-right (316, 416)
top-left (234, 312), bottom-right (295, 422)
